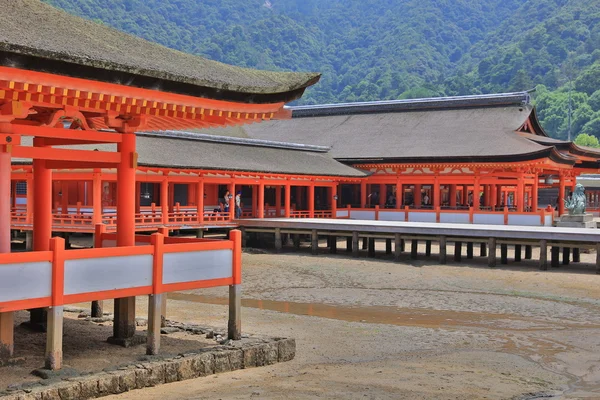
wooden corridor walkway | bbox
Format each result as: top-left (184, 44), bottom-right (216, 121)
top-left (238, 218), bottom-right (600, 272)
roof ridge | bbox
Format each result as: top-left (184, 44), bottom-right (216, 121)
top-left (139, 130), bottom-right (332, 153)
top-left (288, 92), bottom-right (532, 117)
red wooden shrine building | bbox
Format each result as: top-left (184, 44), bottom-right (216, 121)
top-left (0, 0), bottom-right (318, 369)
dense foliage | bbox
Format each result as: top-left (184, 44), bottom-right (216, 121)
top-left (43, 0), bottom-right (600, 140)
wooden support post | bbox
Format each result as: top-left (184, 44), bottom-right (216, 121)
top-left (196, 229), bottom-right (204, 239)
top-left (92, 172), bottom-right (102, 225)
top-left (400, 239), bottom-right (405, 252)
top-left (439, 236), bottom-right (447, 264)
top-left (346, 236), bottom-right (352, 252)
top-left (228, 229), bottom-right (242, 340)
top-left (394, 233), bottom-right (402, 261)
top-left (284, 184), bottom-right (291, 218)
top-left (480, 243), bottom-right (487, 257)
top-left (0, 312), bottom-right (14, 361)
top-left (454, 241), bottom-right (462, 262)
top-left (514, 245), bottom-right (522, 262)
top-left (386, 239), bottom-right (392, 255)
top-left (362, 237), bottom-right (368, 250)
top-left (258, 183), bottom-right (265, 218)
top-left (562, 247), bottom-right (570, 265)
top-left (25, 231), bottom-right (33, 251)
top-left (539, 240), bottom-right (548, 271)
top-left (551, 246), bottom-right (560, 268)
top-left (330, 236), bottom-right (337, 254)
top-left (45, 306), bottom-right (63, 370)
top-left (91, 301), bottom-right (104, 319)
top-left (500, 244), bottom-right (508, 264)
top-left (425, 240), bottom-right (432, 257)
top-left (147, 294), bottom-right (163, 355)
top-left (596, 243), bottom-right (600, 274)
top-left (488, 238), bottom-right (496, 268)
top-left (525, 245), bottom-right (532, 260)
top-left (352, 232), bottom-right (359, 258)
top-left (311, 229), bottom-right (318, 255)
top-left (411, 239), bottom-right (418, 260)
top-left (368, 238), bottom-right (375, 257)
top-left (274, 228), bottom-right (282, 252)
top-left (466, 242), bottom-right (473, 259)
top-left (196, 181), bottom-right (204, 223)
top-left (573, 248), bottom-right (580, 263)
top-left (160, 180), bottom-right (168, 225)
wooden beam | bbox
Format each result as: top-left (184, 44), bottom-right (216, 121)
top-left (6, 125), bottom-right (123, 143)
top-left (12, 146), bottom-right (120, 164)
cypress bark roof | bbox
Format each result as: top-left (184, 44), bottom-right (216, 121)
top-left (211, 93), bottom-right (581, 164)
top-left (0, 0), bottom-right (320, 103)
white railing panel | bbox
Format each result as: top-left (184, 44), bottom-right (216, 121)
top-left (349, 210), bottom-right (376, 220)
top-left (508, 214), bottom-right (542, 226)
top-left (440, 213), bottom-right (470, 224)
top-left (379, 211), bottom-right (406, 221)
top-left (163, 249), bottom-right (233, 285)
top-left (408, 212), bottom-right (436, 223)
top-left (473, 214), bottom-right (504, 225)
top-left (64, 255), bottom-right (153, 295)
top-left (0, 261), bottom-right (51, 302)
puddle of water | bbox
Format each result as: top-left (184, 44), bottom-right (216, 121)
top-left (168, 292), bottom-right (593, 332)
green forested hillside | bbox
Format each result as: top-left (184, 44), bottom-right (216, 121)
top-left (42, 0), bottom-right (600, 140)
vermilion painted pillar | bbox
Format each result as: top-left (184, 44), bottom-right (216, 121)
top-left (449, 184), bottom-right (456, 207)
top-left (135, 182), bottom-right (141, 214)
top-left (516, 174), bottom-right (524, 213)
top-left (252, 185), bottom-right (258, 217)
top-left (379, 184), bottom-right (386, 207)
top-left (532, 174), bottom-right (539, 211)
top-left (160, 179), bottom-right (168, 225)
top-left (433, 177), bottom-right (440, 208)
top-left (196, 181), bottom-right (204, 223)
top-left (331, 184), bottom-right (338, 218)
top-left (26, 176), bottom-right (33, 224)
top-left (275, 186), bottom-right (282, 217)
top-left (92, 172), bottom-right (102, 225)
top-left (112, 133), bottom-right (136, 344)
top-left (396, 180), bottom-right (402, 210)
top-left (414, 184), bottom-right (422, 208)
top-left (284, 184), bottom-right (291, 218)
top-left (473, 178), bottom-right (481, 210)
top-left (258, 182), bottom-right (265, 218)
top-left (228, 183), bottom-right (235, 220)
top-left (0, 146), bottom-right (13, 360)
top-left (360, 181), bottom-right (367, 208)
top-left (308, 184), bottom-right (315, 218)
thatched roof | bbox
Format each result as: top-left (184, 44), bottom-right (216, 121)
top-left (14, 132), bottom-right (366, 177)
top-left (0, 0), bottom-right (320, 103)
top-left (207, 93), bottom-right (578, 163)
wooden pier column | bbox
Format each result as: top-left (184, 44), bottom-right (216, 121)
top-left (352, 232), bottom-right (359, 258)
top-left (480, 243), bottom-right (487, 257)
top-left (228, 284), bottom-right (242, 340)
top-left (439, 236), bottom-right (447, 264)
top-left (539, 240), bottom-right (548, 271)
top-left (454, 241), bottom-right (462, 262)
top-left (45, 306), bottom-right (64, 370)
top-left (362, 237), bottom-right (368, 250)
top-left (147, 294), bottom-right (163, 355)
top-left (346, 236), bottom-right (352, 252)
top-left (573, 248), bottom-right (580, 263)
top-left (368, 238), bottom-right (376, 257)
top-left (92, 172), bottom-right (102, 225)
top-left (410, 240), bottom-right (418, 259)
top-left (525, 245), bottom-right (532, 260)
top-left (25, 231), bottom-right (33, 251)
top-left (562, 247), bottom-right (570, 265)
top-left (514, 245), bottom-right (522, 262)
top-left (551, 246), bottom-right (560, 268)
top-left (91, 301), bottom-right (104, 319)
top-left (284, 184), bottom-right (291, 218)
top-left (425, 240), bottom-right (432, 257)
top-left (386, 239), bottom-right (392, 255)
top-left (500, 244), bottom-right (508, 264)
top-left (596, 243), bottom-right (600, 274)
top-left (360, 181), bottom-right (367, 208)
top-left (394, 234), bottom-right (402, 261)
top-left (0, 312), bottom-right (13, 361)
top-left (466, 242), bottom-right (473, 259)
top-left (311, 230), bottom-right (318, 255)
top-left (275, 186), bottom-right (282, 217)
top-left (330, 236), bottom-right (337, 254)
top-left (274, 228), bottom-right (282, 252)
top-left (400, 238), bottom-right (405, 252)
top-left (160, 179), bottom-right (168, 225)
top-left (488, 238), bottom-right (496, 268)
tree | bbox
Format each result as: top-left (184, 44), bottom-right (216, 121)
top-left (574, 133), bottom-right (600, 148)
